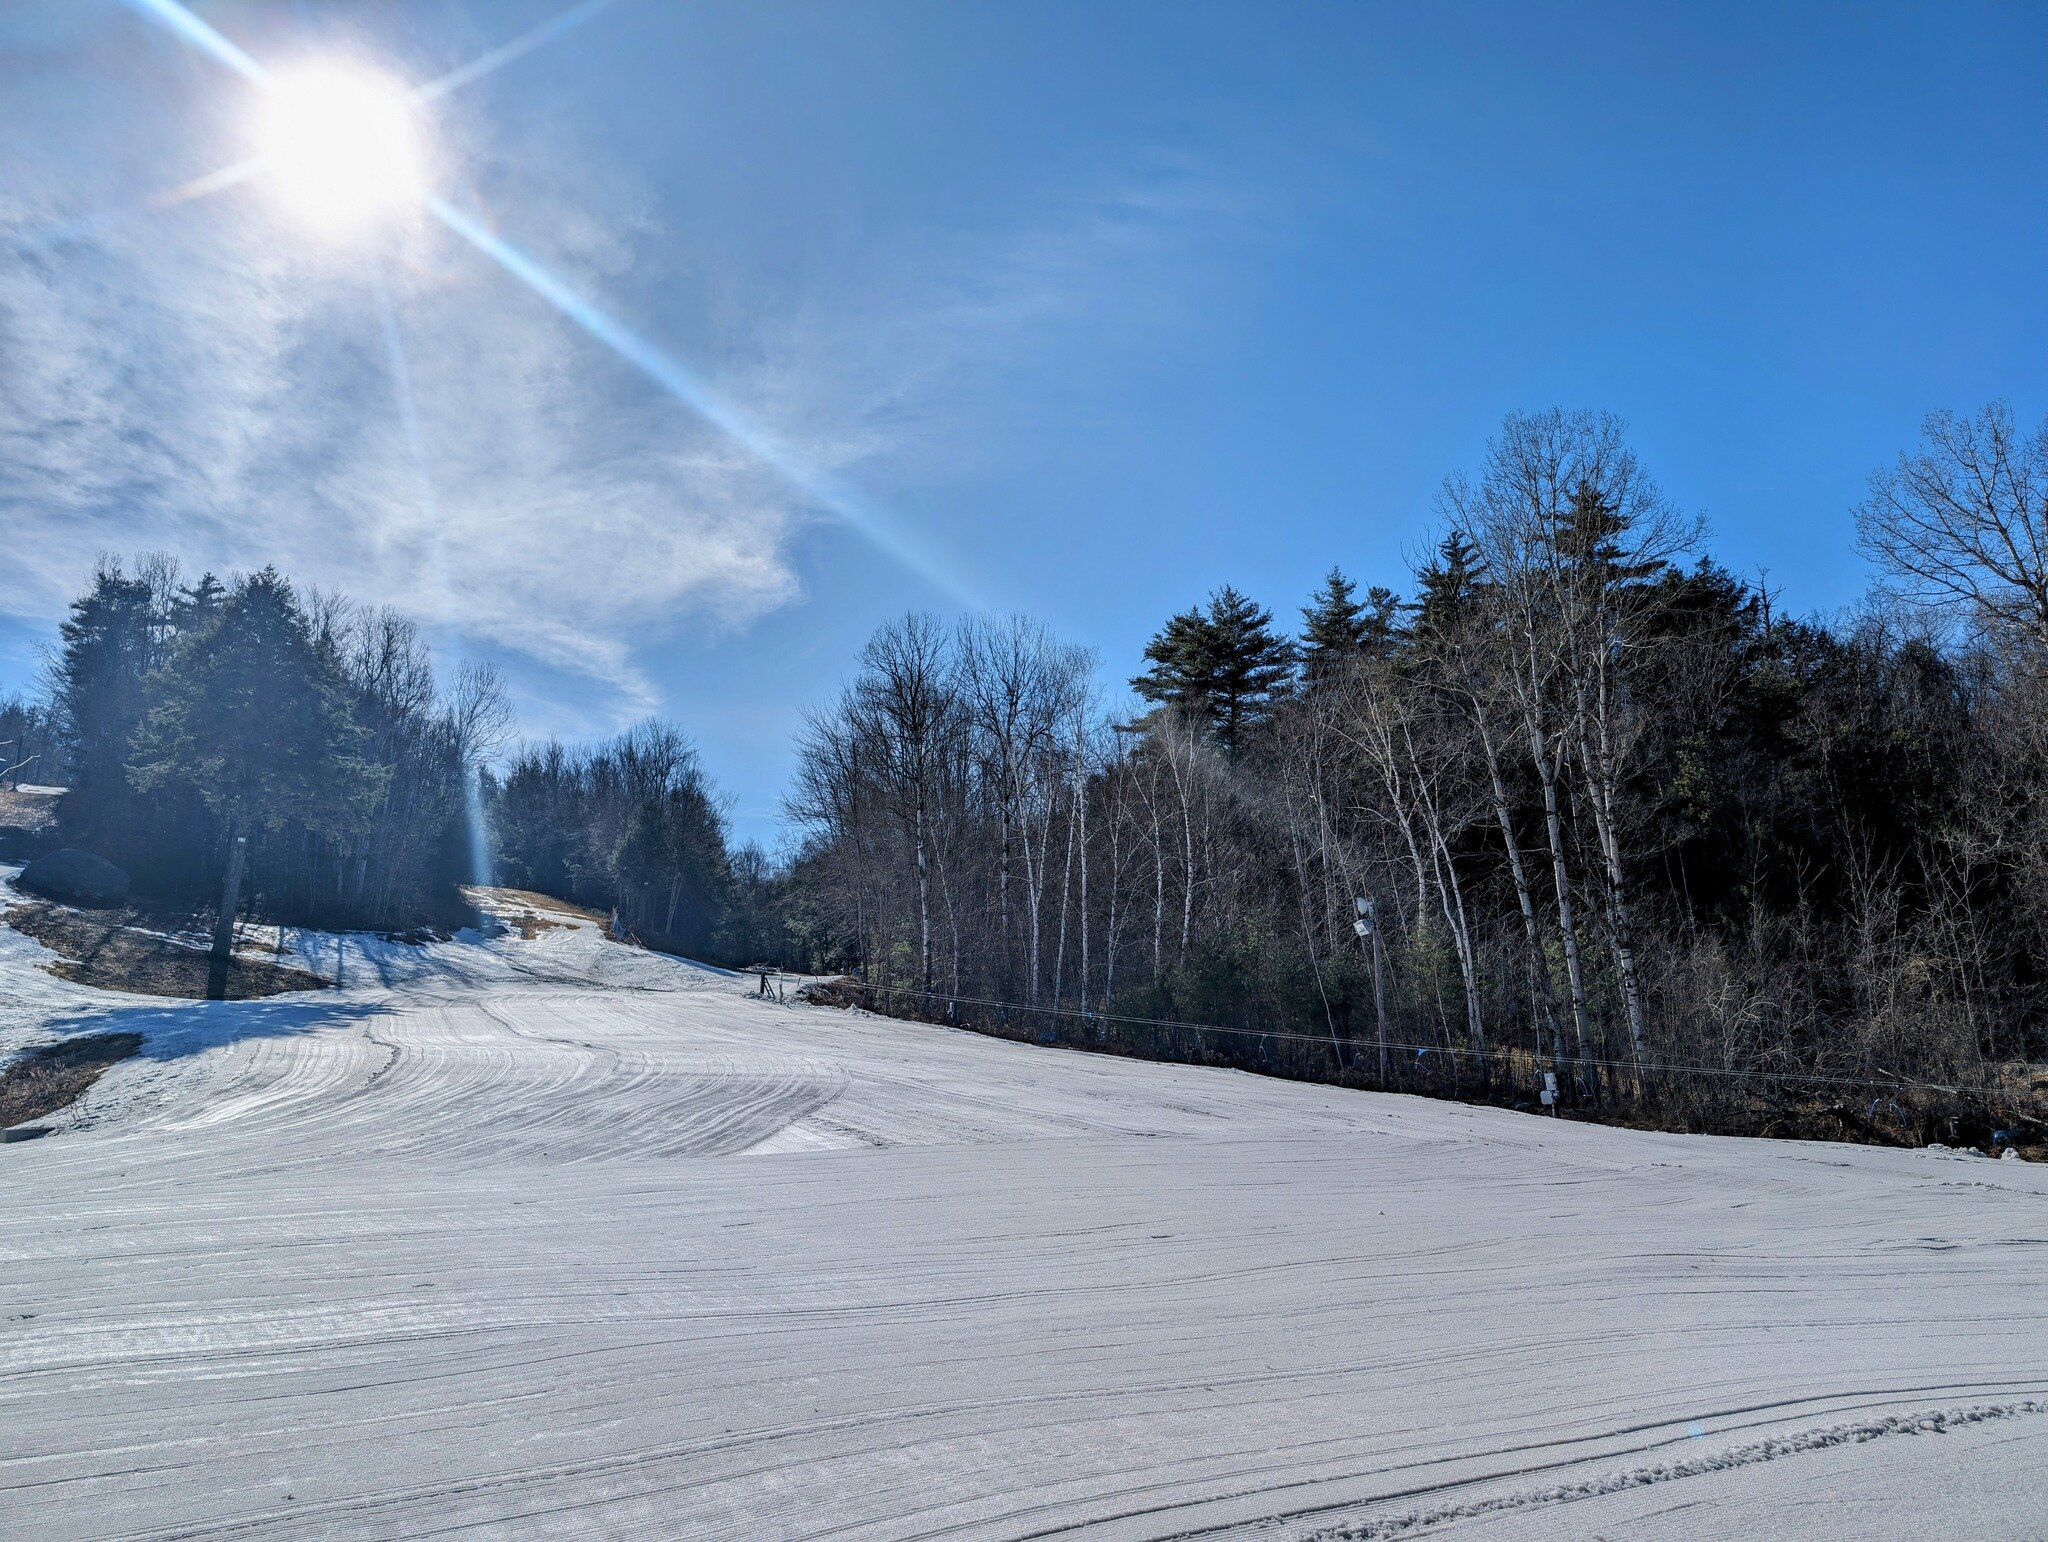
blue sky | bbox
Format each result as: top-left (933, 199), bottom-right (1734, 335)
top-left (2, 0), bottom-right (2043, 848)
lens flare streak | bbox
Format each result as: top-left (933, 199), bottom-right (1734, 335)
top-left (152, 156), bottom-right (267, 209)
top-left (428, 196), bottom-right (976, 603)
top-left (376, 279), bottom-right (496, 887)
top-left (414, 0), bottom-right (632, 104)
top-left (120, 0), bottom-right (267, 82)
top-left (19, 159), bottom-right (264, 252)
top-left (106, 0), bottom-right (978, 605)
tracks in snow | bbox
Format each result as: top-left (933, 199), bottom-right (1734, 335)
top-left (2, 910), bottom-right (2045, 1538)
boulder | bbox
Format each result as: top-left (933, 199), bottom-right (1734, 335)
top-left (0, 825), bottom-right (48, 862)
top-left (17, 849), bottom-right (130, 909)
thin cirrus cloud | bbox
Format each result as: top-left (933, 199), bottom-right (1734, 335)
top-left (1, 11), bottom-right (1262, 736)
top-left (0, 36), bottom-right (840, 721)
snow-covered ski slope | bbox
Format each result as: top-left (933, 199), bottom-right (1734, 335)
top-left (3, 881), bottom-right (2045, 1539)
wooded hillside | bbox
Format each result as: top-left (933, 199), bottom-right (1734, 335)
top-left (783, 406), bottom-right (2048, 1137)
top-left (15, 403), bottom-right (2042, 1140)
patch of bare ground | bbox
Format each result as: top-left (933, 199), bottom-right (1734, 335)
top-left (0, 1032), bottom-right (142, 1129)
top-left (0, 785), bottom-right (59, 831)
top-left (464, 886), bottom-right (610, 931)
top-left (797, 976), bottom-right (864, 1009)
top-left (1, 899), bottom-right (328, 999)
top-left (506, 911), bottom-right (572, 940)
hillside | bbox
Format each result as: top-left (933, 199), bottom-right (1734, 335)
top-left (2, 872), bottom-right (2044, 1538)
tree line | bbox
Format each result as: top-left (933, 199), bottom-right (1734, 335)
top-left (783, 405), bottom-right (2048, 1138)
top-left (37, 558), bottom-right (508, 937)
top-left (486, 723), bottom-right (779, 963)
top-left (26, 555), bottom-right (767, 971)
top-left (15, 403), bottom-right (2043, 1141)
top-left (0, 692), bottom-right (60, 789)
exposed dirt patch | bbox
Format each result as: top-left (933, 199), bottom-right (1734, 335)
top-left (0, 786), bottom-right (60, 832)
top-left (2, 899), bottom-right (329, 999)
top-left (505, 911), bottom-right (572, 940)
top-left (798, 976), bottom-right (864, 1010)
top-left (0, 1032), bottom-right (142, 1129)
top-left (466, 886), bottom-right (611, 927)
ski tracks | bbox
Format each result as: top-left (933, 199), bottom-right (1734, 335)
top-left (3, 898), bottom-right (2046, 1538)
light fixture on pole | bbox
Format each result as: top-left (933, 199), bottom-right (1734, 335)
top-left (1354, 895), bottom-right (1388, 1085)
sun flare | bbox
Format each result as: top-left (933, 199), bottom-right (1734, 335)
top-left (253, 63), bottom-right (426, 236)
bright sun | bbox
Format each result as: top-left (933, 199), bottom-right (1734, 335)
top-left (254, 64), bottom-right (427, 236)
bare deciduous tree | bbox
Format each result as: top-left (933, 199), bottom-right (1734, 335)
top-left (1857, 403), bottom-right (2048, 649)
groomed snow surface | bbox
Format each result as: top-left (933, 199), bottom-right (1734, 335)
top-left (2, 875), bottom-right (2044, 1539)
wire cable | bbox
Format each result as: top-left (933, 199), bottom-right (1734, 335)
top-left (843, 978), bottom-right (1978, 1097)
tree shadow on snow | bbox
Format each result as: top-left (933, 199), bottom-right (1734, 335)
top-left (30, 990), bottom-right (396, 1067)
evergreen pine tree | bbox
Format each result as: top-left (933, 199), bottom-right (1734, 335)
top-left (1301, 569), bottom-right (1404, 684)
top-left (1300, 568), bottom-right (1368, 682)
top-left (1204, 586), bottom-right (1295, 749)
top-left (1359, 584), bottom-right (1402, 657)
top-left (171, 572), bottom-right (227, 633)
top-left (45, 560), bottom-right (223, 883)
top-left (1410, 532), bottom-right (1486, 641)
top-left (52, 565), bottom-right (162, 843)
top-left (1133, 587), bottom-right (1294, 750)
top-left (1557, 479), bottom-right (1661, 590)
top-left (130, 569), bottom-right (384, 989)
top-left (1130, 606), bottom-right (1216, 718)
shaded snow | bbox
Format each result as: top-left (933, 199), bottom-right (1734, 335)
top-left (2, 877), bottom-right (2044, 1538)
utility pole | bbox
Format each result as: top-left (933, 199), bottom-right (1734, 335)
top-left (208, 830), bottom-right (248, 1001)
top-left (1354, 895), bottom-right (1388, 1086)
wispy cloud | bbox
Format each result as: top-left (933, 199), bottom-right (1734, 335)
top-left (739, 150), bottom-right (1269, 502)
top-left (1, 13), bottom-right (1264, 736)
top-left (0, 35), bottom-right (818, 721)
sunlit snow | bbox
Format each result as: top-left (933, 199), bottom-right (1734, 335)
top-left (2, 873), bottom-right (2043, 1537)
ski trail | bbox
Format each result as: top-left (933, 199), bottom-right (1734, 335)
top-left (2, 881), bottom-right (2044, 1538)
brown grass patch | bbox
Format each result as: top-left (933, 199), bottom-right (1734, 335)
top-left (506, 911), bottom-right (572, 940)
top-left (0, 1032), bottom-right (142, 1130)
top-left (464, 886), bottom-right (610, 932)
top-left (0, 785), bottom-right (59, 831)
top-left (3, 899), bottom-right (329, 999)
top-left (797, 976), bottom-right (864, 1010)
